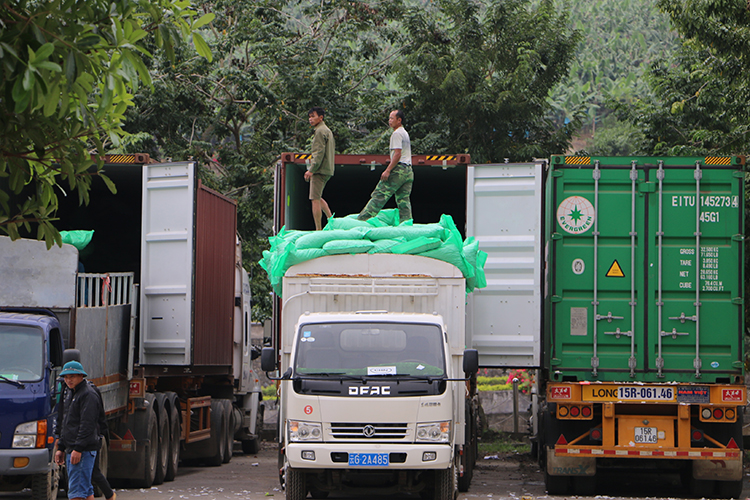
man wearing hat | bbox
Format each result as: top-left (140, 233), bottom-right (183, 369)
top-left (54, 361), bottom-right (99, 500)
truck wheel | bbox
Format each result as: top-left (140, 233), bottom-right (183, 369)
top-left (573, 476), bottom-right (596, 495)
top-left (133, 405), bottom-right (158, 488)
top-left (690, 478), bottom-right (715, 498)
top-left (154, 403), bottom-right (169, 485)
top-left (221, 400), bottom-right (234, 464)
top-left (544, 470), bottom-right (570, 495)
top-left (164, 394), bottom-right (181, 482)
top-left (206, 399), bottom-right (226, 467)
top-left (31, 464), bottom-right (59, 500)
top-left (434, 460), bottom-right (457, 500)
top-left (716, 480), bottom-right (743, 499)
top-left (242, 404), bottom-right (264, 454)
top-left (285, 467), bottom-right (306, 500)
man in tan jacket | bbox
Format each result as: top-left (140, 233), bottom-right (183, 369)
top-left (304, 107), bottom-right (335, 230)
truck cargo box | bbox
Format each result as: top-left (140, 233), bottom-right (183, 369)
top-left (276, 154), bottom-right (544, 368)
top-left (545, 155), bottom-right (745, 383)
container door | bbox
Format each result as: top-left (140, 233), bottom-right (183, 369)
top-left (140, 162), bottom-right (195, 365)
top-left (466, 162), bottom-right (544, 367)
top-left (649, 162), bottom-right (744, 379)
top-left (549, 162), bottom-right (647, 379)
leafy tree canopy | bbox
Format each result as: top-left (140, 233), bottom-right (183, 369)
top-left (0, 0), bottom-right (213, 246)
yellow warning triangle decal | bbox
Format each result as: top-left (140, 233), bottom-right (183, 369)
top-left (606, 260), bottom-right (625, 277)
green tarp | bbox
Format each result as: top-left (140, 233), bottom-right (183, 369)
top-left (259, 210), bottom-right (488, 296)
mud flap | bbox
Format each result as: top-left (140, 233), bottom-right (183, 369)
top-left (693, 458), bottom-right (743, 481)
top-left (546, 448), bottom-right (596, 477)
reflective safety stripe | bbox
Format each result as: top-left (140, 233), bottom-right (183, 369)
top-left (556, 446), bottom-right (741, 459)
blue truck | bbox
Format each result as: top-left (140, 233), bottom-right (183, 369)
top-left (0, 155), bottom-right (263, 499)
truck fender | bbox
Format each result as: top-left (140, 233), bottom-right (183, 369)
top-left (545, 448), bottom-right (595, 477)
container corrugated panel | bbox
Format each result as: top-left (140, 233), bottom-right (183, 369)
top-left (546, 155), bottom-right (745, 383)
top-left (466, 162), bottom-right (544, 368)
top-left (193, 182), bottom-right (237, 366)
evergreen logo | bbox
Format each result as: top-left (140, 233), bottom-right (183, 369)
top-left (557, 196), bottom-right (595, 234)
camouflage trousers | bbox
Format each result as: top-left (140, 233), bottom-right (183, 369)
top-left (357, 164), bottom-right (413, 223)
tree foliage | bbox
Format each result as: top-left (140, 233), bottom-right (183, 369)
top-left (0, 0), bottom-right (212, 246)
top-left (393, 0), bottom-right (583, 163)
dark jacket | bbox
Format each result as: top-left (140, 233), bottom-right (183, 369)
top-left (58, 379), bottom-right (100, 453)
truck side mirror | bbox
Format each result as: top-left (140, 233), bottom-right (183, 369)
top-left (261, 347), bottom-right (277, 373)
top-left (463, 349), bottom-right (479, 375)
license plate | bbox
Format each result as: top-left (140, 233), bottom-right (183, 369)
top-left (618, 386), bottom-right (674, 401)
top-left (348, 452), bottom-right (389, 466)
top-left (634, 427), bottom-right (658, 444)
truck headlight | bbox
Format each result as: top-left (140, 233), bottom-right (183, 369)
top-left (13, 420), bottom-right (46, 449)
top-left (416, 421), bottom-right (451, 443)
top-left (288, 421), bottom-right (322, 442)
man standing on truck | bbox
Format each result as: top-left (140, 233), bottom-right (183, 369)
top-left (304, 107), bottom-right (335, 230)
top-left (357, 109), bottom-right (413, 224)
top-left (54, 361), bottom-right (99, 500)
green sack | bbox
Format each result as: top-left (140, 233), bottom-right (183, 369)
top-left (323, 239), bottom-right (375, 255)
top-left (391, 236), bottom-right (442, 255)
top-left (368, 238), bottom-right (406, 254)
top-left (296, 228), bottom-right (367, 249)
top-left (60, 230), bottom-right (94, 251)
top-left (324, 216), bottom-right (372, 231)
top-left (365, 224), bottom-right (446, 242)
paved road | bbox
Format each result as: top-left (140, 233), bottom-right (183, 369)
top-left (2, 442), bottom-right (747, 500)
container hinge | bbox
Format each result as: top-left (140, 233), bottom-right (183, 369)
top-left (661, 328), bottom-right (689, 339)
top-left (551, 295), bottom-right (563, 303)
top-left (596, 311), bottom-right (623, 323)
top-left (604, 328), bottom-right (632, 339)
top-left (550, 358), bottom-right (562, 366)
top-left (732, 170), bottom-right (745, 178)
top-left (731, 297), bottom-right (744, 305)
top-left (553, 170), bottom-right (563, 177)
top-left (668, 312), bottom-right (697, 323)
top-left (591, 356), bottom-right (600, 377)
top-left (732, 234), bottom-right (744, 242)
top-left (551, 232), bottom-right (563, 240)
top-left (732, 361), bottom-right (744, 369)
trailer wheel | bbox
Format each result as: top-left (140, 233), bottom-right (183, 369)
top-left (164, 394), bottom-right (181, 482)
top-left (689, 478), bottom-right (715, 498)
top-left (154, 403), bottom-right (169, 485)
top-left (206, 399), bottom-right (226, 467)
top-left (221, 400), bottom-right (234, 464)
top-left (285, 467), bottom-right (306, 500)
top-left (133, 405), bottom-right (158, 488)
top-left (31, 464), bottom-right (59, 500)
top-left (716, 480), bottom-right (743, 499)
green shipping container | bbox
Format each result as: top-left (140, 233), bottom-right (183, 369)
top-left (545, 155), bottom-right (745, 383)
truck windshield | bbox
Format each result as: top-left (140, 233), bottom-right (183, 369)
top-left (294, 322), bottom-right (445, 377)
top-left (0, 325), bottom-right (44, 382)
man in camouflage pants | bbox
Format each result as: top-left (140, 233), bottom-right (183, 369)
top-left (357, 109), bottom-right (413, 224)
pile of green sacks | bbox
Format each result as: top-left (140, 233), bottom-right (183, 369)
top-left (259, 209), bottom-right (488, 297)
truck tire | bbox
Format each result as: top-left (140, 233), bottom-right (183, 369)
top-left (206, 399), bottom-right (226, 467)
top-left (154, 403), bottom-right (169, 485)
top-left (31, 465), bottom-right (59, 500)
top-left (242, 404), bottom-right (264, 455)
top-left (164, 393), bottom-right (181, 482)
top-left (285, 467), bottom-right (306, 500)
top-left (221, 399), bottom-right (234, 464)
top-left (716, 480), bottom-right (743, 499)
top-left (458, 401), bottom-right (475, 492)
top-left (434, 461), bottom-right (457, 500)
top-left (133, 404), bottom-right (158, 488)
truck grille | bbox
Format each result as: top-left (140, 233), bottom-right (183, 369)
top-left (330, 423), bottom-right (408, 440)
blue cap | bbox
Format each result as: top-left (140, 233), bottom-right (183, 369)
top-left (60, 361), bottom-right (87, 377)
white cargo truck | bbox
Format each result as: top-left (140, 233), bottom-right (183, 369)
top-left (261, 253), bottom-right (479, 500)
